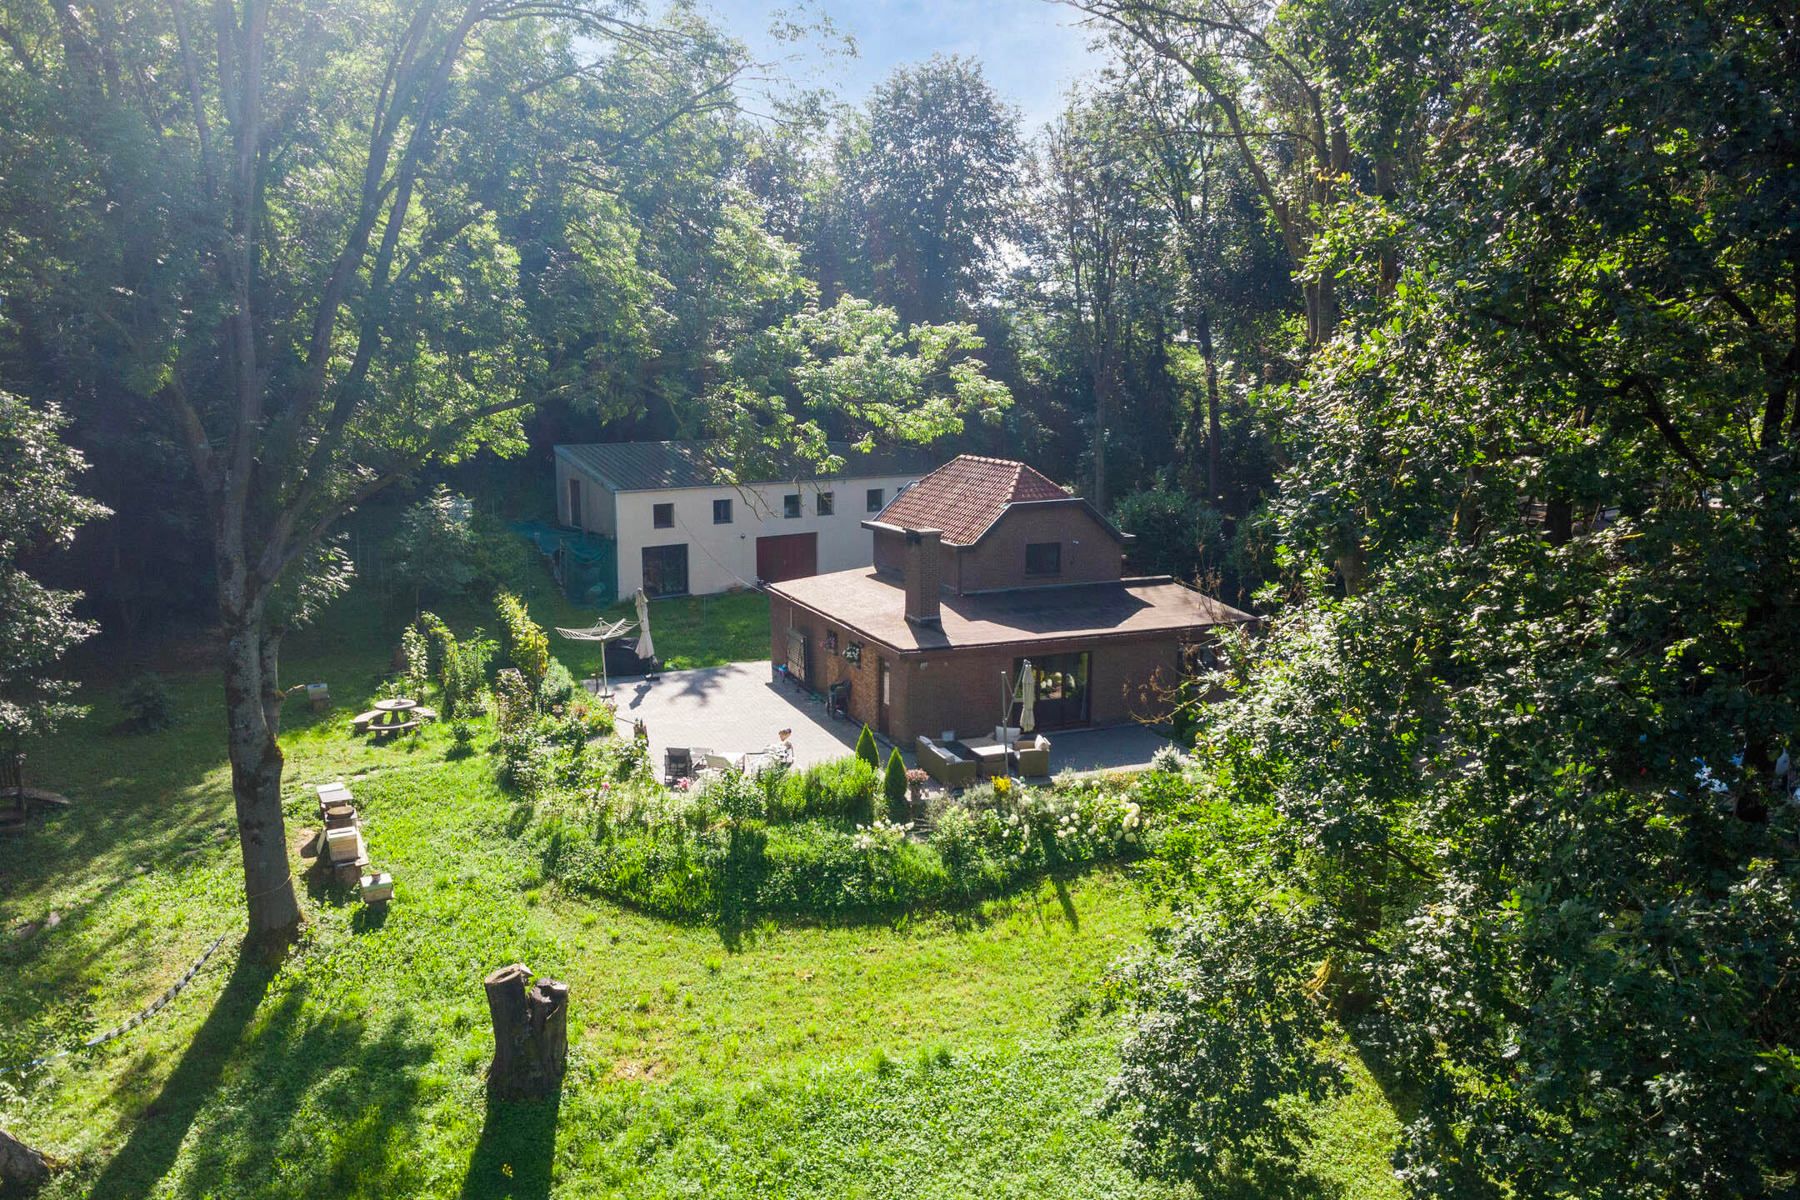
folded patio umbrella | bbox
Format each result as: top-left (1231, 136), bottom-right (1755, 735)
top-left (634, 588), bottom-right (655, 662)
top-left (1015, 659), bottom-right (1037, 735)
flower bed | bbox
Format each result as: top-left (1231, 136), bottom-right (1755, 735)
top-left (527, 748), bottom-right (1161, 921)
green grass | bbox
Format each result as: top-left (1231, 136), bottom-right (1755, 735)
top-left (435, 538), bottom-right (771, 672)
top-left (593, 589), bottom-right (771, 670)
top-left (0, 569), bottom-right (1403, 1199)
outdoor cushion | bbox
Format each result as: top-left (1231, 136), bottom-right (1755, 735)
top-left (917, 736), bottom-right (978, 788)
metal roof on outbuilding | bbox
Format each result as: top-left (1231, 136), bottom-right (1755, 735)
top-left (556, 440), bottom-right (938, 493)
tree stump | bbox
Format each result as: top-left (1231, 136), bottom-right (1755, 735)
top-left (483, 963), bottom-right (569, 1100)
top-left (0, 1128), bottom-right (50, 1188)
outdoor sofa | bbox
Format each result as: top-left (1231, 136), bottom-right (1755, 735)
top-left (916, 736), bottom-right (979, 788)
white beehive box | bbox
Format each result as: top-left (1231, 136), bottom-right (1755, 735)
top-left (326, 825), bottom-right (363, 865)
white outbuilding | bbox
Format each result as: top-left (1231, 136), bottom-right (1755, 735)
top-left (553, 440), bottom-right (934, 598)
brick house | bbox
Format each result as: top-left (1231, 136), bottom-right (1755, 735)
top-left (765, 455), bottom-right (1251, 746)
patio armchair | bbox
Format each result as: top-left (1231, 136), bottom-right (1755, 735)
top-left (664, 747), bottom-right (693, 784)
top-left (1014, 735), bottom-right (1052, 779)
top-left (916, 736), bottom-right (978, 789)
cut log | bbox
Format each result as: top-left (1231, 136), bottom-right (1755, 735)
top-left (0, 1128), bottom-right (50, 1188)
top-left (483, 963), bottom-right (570, 1100)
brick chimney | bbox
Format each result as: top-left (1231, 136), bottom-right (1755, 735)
top-left (903, 528), bottom-right (942, 626)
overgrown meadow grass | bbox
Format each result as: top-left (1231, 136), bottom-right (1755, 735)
top-left (0, 575), bottom-right (1402, 1198)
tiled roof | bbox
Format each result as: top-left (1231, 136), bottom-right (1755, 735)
top-left (556, 440), bottom-right (937, 493)
top-left (873, 455), bottom-right (1073, 545)
top-left (769, 568), bottom-right (1253, 653)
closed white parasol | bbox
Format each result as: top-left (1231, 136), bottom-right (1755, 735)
top-left (634, 588), bottom-right (655, 662)
top-left (1016, 659), bottom-right (1037, 735)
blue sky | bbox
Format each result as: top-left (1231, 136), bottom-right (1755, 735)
top-left (699, 0), bottom-right (1105, 132)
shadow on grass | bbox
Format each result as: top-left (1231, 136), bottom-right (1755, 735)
top-left (459, 1092), bottom-right (561, 1200)
top-left (1052, 877), bottom-right (1080, 931)
top-left (85, 939), bottom-right (439, 1200)
top-left (85, 948), bottom-right (273, 1200)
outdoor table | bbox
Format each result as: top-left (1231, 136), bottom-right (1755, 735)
top-left (968, 743), bottom-right (1011, 778)
top-left (369, 697), bottom-right (421, 739)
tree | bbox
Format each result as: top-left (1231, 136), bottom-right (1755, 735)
top-left (882, 746), bottom-right (909, 821)
top-left (0, 393), bottom-right (105, 744)
top-left (1066, 0), bottom-right (1362, 346)
top-left (1104, 0), bottom-right (1800, 1192)
top-left (388, 487), bottom-right (481, 608)
top-left (0, 0), bottom-right (751, 940)
top-left (704, 295), bottom-right (1011, 479)
top-left (840, 55), bottom-right (1023, 325)
top-left (1106, 44), bottom-right (1292, 505)
top-left (1040, 96), bottom-right (1172, 510)
top-left (854, 725), bottom-right (879, 771)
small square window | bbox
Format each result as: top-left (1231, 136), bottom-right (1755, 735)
top-left (1025, 542), bottom-right (1061, 576)
top-left (817, 491), bottom-right (835, 516)
top-left (653, 502), bottom-right (674, 529)
top-left (713, 498), bottom-right (733, 525)
top-left (866, 487), bottom-right (885, 513)
top-left (783, 493), bottom-right (801, 519)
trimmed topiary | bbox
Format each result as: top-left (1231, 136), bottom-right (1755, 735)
top-left (884, 747), bottom-right (910, 821)
top-left (854, 723), bottom-right (879, 770)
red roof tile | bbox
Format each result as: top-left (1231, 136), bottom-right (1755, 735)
top-left (874, 455), bottom-right (1071, 545)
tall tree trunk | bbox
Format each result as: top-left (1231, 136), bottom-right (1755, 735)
top-left (0, 1128), bottom-right (50, 1187)
top-left (1196, 307), bottom-right (1223, 508)
top-left (221, 591), bottom-right (300, 940)
top-left (1092, 352), bottom-right (1111, 513)
top-left (1375, 155), bottom-right (1398, 295)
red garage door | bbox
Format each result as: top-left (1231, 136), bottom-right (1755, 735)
top-left (756, 532), bottom-right (818, 583)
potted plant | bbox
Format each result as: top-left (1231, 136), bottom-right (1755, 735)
top-left (906, 768), bottom-right (929, 814)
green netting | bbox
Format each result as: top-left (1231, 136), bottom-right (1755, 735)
top-left (511, 520), bottom-right (617, 606)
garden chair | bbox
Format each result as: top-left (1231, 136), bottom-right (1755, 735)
top-left (664, 748), bottom-right (693, 785)
top-left (1014, 736), bottom-right (1052, 779)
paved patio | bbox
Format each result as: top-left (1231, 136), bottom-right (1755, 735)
top-left (590, 662), bottom-right (1172, 776)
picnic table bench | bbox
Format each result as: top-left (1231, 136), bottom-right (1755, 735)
top-left (352, 698), bottom-right (437, 738)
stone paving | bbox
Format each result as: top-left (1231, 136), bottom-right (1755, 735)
top-left (592, 661), bottom-right (1173, 777)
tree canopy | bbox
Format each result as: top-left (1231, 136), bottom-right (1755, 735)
top-left (0, 393), bottom-right (105, 743)
top-left (0, 0), bottom-right (1794, 1190)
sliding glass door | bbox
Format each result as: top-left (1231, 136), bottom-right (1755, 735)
top-left (1013, 651), bottom-right (1090, 729)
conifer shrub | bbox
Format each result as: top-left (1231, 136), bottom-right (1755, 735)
top-left (854, 724), bottom-right (879, 769)
top-left (883, 746), bottom-right (910, 821)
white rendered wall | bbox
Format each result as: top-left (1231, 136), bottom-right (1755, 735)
top-left (554, 453), bottom-right (618, 538)
top-left (611, 475), bottom-right (920, 597)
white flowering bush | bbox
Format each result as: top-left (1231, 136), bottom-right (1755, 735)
top-left (852, 816), bottom-right (913, 854)
top-left (536, 743), bottom-right (1171, 921)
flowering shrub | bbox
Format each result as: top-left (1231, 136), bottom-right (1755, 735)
top-left (526, 747), bottom-right (1167, 921)
top-left (852, 816), bottom-right (913, 853)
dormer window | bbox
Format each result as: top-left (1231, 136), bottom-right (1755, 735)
top-left (1025, 542), bottom-right (1061, 576)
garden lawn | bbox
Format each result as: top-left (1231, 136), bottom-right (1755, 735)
top-left (0, 582), bottom-right (1403, 1199)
